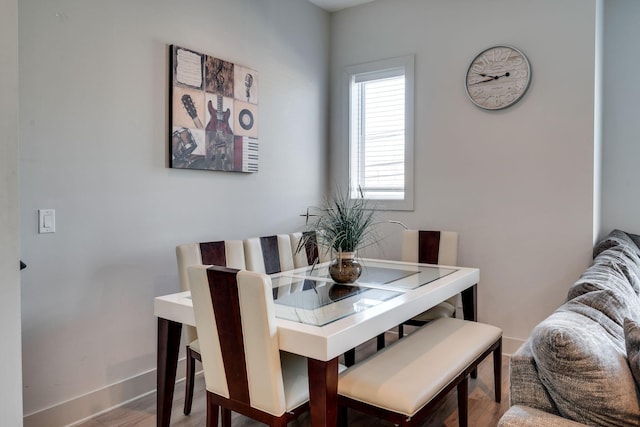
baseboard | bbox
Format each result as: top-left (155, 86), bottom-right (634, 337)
top-left (23, 335), bottom-right (526, 427)
top-left (502, 336), bottom-right (525, 356)
top-left (23, 358), bottom-right (188, 427)
top-left (453, 304), bottom-right (525, 356)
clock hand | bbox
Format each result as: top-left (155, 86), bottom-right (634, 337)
top-left (477, 72), bottom-right (511, 79)
top-left (470, 72), bottom-right (511, 85)
top-left (470, 77), bottom-right (496, 85)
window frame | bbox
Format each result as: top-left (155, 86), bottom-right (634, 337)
top-left (345, 55), bottom-right (415, 211)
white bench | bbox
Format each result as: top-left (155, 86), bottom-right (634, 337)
top-left (338, 317), bottom-right (502, 427)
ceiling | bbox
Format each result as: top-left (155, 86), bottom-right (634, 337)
top-left (307, 0), bottom-right (376, 12)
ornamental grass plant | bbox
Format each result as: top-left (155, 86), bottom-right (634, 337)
top-left (301, 188), bottom-right (380, 257)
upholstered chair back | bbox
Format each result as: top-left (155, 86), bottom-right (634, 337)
top-left (188, 265), bottom-right (290, 416)
top-left (401, 230), bottom-right (458, 266)
top-left (176, 240), bottom-right (246, 344)
top-left (401, 230), bottom-right (459, 320)
top-left (290, 231), bottom-right (331, 268)
top-left (244, 235), bottom-right (295, 274)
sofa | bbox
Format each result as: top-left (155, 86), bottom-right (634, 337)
top-left (499, 230), bottom-right (640, 426)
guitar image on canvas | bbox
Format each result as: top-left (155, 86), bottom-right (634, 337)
top-left (206, 95), bottom-right (233, 171)
top-left (181, 94), bottom-right (204, 129)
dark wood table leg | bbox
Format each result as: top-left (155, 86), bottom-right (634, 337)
top-left (376, 333), bottom-right (386, 351)
top-left (461, 283), bottom-right (478, 377)
top-left (343, 349), bottom-right (355, 367)
top-left (157, 317), bottom-right (182, 427)
top-left (307, 357), bottom-right (339, 427)
top-left (461, 283), bottom-right (477, 322)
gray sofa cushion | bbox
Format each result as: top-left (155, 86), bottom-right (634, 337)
top-left (557, 290), bottom-right (633, 347)
top-left (509, 340), bottom-right (560, 415)
top-left (568, 247), bottom-right (640, 303)
top-left (593, 229), bottom-right (640, 259)
top-left (624, 317), bottom-right (640, 387)
top-left (597, 245), bottom-right (640, 296)
top-left (531, 310), bottom-right (640, 426)
top-left (591, 230), bottom-right (640, 295)
top-left (498, 406), bottom-right (589, 427)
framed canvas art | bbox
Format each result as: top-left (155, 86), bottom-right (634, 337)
top-left (169, 45), bottom-right (259, 172)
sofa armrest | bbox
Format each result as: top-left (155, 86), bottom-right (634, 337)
top-left (509, 341), bottom-right (559, 414)
top-left (498, 406), bottom-right (588, 427)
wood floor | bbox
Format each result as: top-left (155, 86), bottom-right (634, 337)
top-left (76, 331), bottom-right (510, 427)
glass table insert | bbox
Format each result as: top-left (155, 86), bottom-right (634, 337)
top-left (271, 259), bottom-right (458, 326)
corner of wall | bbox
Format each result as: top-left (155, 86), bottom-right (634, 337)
top-left (593, 0), bottom-right (604, 244)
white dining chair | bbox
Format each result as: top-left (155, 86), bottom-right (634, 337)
top-left (377, 230), bottom-right (459, 350)
top-left (399, 230), bottom-right (459, 336)
top-left (188, 265), bottom-right (310, 427)
top-left (176, 240), bottom-right (245, 415)
top-left (289, 231), bottom-right (331, 268)
top-left (243, 234), bottom-right (295, 274)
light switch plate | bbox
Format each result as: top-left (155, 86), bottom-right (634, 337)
top-left (38, 209), bottom-right (55, 233)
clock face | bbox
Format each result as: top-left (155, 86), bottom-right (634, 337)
top-left (465, 45), bottom-right (531, 110)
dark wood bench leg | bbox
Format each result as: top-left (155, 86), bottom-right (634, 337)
top-left (494, 338), bottom-right (502, 403)
top-left (457, 375), bottom-right (468, 427)
top-left (398, 324), bottom-right (404, 338)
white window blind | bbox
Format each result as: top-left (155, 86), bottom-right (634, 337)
top-left (351, 73), bottom-right (405, 200)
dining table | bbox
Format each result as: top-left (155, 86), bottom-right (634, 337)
top-left (154, 258), bottom-right (479, 427)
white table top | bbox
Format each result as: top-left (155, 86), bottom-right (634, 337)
top-left (154, 258), bottom-right (479, 361)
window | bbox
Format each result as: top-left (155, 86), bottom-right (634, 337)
top-left (347, 55), bottom-right (414, 211)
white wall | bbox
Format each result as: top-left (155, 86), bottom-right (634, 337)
top-left (0, 0), bottom-right (24, 424)
top-left (601, 0), bottom-right (640, 237)
top-left (19, 0), bottom-right (329, 424)
top-left (330, 0), bottom-right (598, 348)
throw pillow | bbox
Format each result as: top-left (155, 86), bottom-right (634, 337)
top-left (531, 310), bottom-right (640, 426)
top-left (624, 317), bottom-right (640, 386)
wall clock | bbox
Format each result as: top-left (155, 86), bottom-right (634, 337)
top-left (465, 45), bottom-right (531, 110)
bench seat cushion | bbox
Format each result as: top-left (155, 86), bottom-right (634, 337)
top-left (338, 317), bottom-right (501, 417)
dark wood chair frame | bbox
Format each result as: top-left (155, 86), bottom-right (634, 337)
top-left (206, 391), bottom-right (309, 427)
top-left (183, 344), bottom-right (201, 415)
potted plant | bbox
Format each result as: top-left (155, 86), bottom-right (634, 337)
top-left (299, 188), bottom-right (379, 283)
